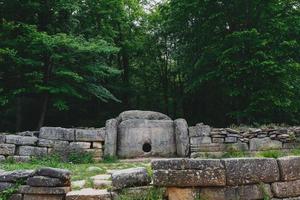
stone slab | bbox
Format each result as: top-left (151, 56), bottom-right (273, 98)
top-left (277, 156), bottom-right (300, 181)
top-left (69, 142), bottom-right (91, 149)
top-left (167, 187), bottom-right (198, 200)
top-left (23, 195), bottom-right (65, 200)
top-left (250, 138), bottom-right (282, 151)
top-left (75, 128), bottom-right (105, 142)
top-left (0, 144), bottom-right (15, 156)
top-left (27, 176), bottom-right (69, 187)
top-left (39, 127), bottom-right (75, 141)
top-left (224, 158), bottom-right (280, 185)
top-left (104, 119), bottom-right (118, 157)
top-left (174, 119), bottom-right (190, 157)
top-left (111, 167), bottom-right (151, 190)
top-left (0, 182), bottom-right (14, 192)
top-left (37, 139), bottom-right (69, 148)
top-left (6, 135), bottom-right (38, 145)
top-left (34, 168), bottom-right (71, 181)
top-left (66, 188), bottom-right (114, 200)
top-left (272, 180), bottom-right (300, 198)
top-left (18, 146), bottom-right (47, 157)
top-left (118, 110), bottom-right (171, 121)
top-left (92, 142), bottom-right (103, 149)
top-left (0, 170), bottom-right (34, 182)
top-left (7, 156), bottom-right (31, 162)
top-left (19, 186), bottom-right (71, 195)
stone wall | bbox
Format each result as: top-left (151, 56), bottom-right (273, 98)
top-left (152, 156), bottom-right (300, 200)
top-left (189, 123), bottom-right (300, 157)
top-left (0, 127), bottom-right (105, 162)
top-left (0, 167), bottom-right (71, 200)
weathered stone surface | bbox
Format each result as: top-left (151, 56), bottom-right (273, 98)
top-left (190, 143), bottom-right (225, 152)
top-left (174, 119), bottom-right (189, 157)
top-left (71, 180), bottom-right (86, 189)
top-left (69, 142), bottom-right (91, 149)
top-left (27, 176), bottom-right (69, 187)
top-left (7, 156), bottom-right (31, 162)
top-left (224, 136), bottom-right (238, 143)
top-left (17, 131), bottom-right (39, 137)
top-left (199, 184), bottom-right (273, 200)
top-left (34, 168), bottom-right (71, 181)
top-left (0, 144), bottom-right (15, 155)
top-left (75, 128), bottom-right (105, 142)
top-left (0, 134), bottom-right (6, 143)
top-left (277, 156), bottom-right (300, 181)
top-left (250, 138), bottom-right (282, 151)
top-left (66, 188), bottom-right (114, 200)
top-left (0, 182), bottom-right (14, 192)
top-left (85, 149), bottom-right (103, 157)
top-left (117, 119), bottom-right (176, 158)
top-left (18, 146), bottom-right (47, 157)
top-left (91, 175), bottom-right (111, 180)
top-left (8, 193), bottom-right (23, 200)
top-left (192, 123), bottom-right (211, 137)
top-left (93, 180), bottom-right (112, 189)
top-left (0, 155), bottom-right (5, 162)
top-left (118, 110), bottom-right (171, 121)
top-left (23, 195), bottom-right (65, 200)
top-left (111, 167), bottom-right (151, 190)
top-left (224, 158), bottom-right (280, 185)
top-left (92, 142), bottom-right (103, 149)
top-left (37, 139), bottom-right (69, 148)
top-left (272, 180), bottom-right (300, 198)
top-left (212, 138), bottom-right (225, 143)
top-left (39, 127), bottom-right (75, 141)
top-left (190, 136), bottom-right (211, 145)
top-left (167, 187), bottom-right (198, 200)
top-left (104, 119), bottom-right (118, 157)
top-left (19, 186), bottom-right (71, 195)
top-left (0, 170), bottom-right (33, 182)
top-left (6, 135), bottom-right (38, 145)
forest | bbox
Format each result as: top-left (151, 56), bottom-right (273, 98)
top-left (0, 0), bottom-right (299, 131)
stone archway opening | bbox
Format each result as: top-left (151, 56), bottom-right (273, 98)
top-left (142, 142), bottom-right (152, 153)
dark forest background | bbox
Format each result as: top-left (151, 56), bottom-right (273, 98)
top-left (0, 0), bottom-right (299, 131)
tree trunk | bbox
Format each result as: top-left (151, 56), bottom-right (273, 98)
top-left (122, 51), bottom-right (130, 109)
top-left (37, 93), bottom-right (49, 129)
top-left (15, 96), bottom-right (22, 132)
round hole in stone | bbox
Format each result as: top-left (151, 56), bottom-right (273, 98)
top-left (142, 142), bottom-right (152, 153)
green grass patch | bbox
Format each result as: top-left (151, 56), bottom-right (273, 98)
top-left (116, 187), bottom-right (165, 200)
top-left (257, 150), bottom-right (285, 158)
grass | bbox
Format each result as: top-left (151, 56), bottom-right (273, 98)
top-left (0, 155), bottom-right (151, 184)
top-left (116, 187), bottom-right (165, 200)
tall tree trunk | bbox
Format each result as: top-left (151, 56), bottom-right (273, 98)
top-left (16, 96), bottom-right (22, 132)
top-left (37, 93), bottom-right (49, 129)
top-left (122, 51), bottom-right (130, 109)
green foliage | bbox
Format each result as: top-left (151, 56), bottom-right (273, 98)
top-left (116, 187), bottom-right (165, 200)
top-left (67, 151), bottom-right (95, 164)
top-left (0, 180), bottom-right (23, 200)
top-left (103, 155), bottom-right (119, 163)
top-left (257, 150), bottom-right (285, 159)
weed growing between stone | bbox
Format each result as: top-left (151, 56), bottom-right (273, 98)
top-left (0, 180), bottom-right (24, 200)
top-left (116, 187), bottom-right (165, 200)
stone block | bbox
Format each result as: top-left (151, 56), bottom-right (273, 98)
top-left (0, 182), bottom-right (14, 192)
top-left (8, 193), bottom-right (23, 200)
top-left (190, 136), bottom-right (211, 145)
top-left (250, 138), bottom-right (282, 151)
top-left (0, 155), bottom-right (5, 162)
top-left (23, 195), bottom-right (65, 200)
top-left (18, 146), bottom-right (47, 157)
top-left (37, 139), bottom-right (69, 148)
top-left (277, 156), bottom-right (300, 181)
top-left (69, 142), bottom-right (91, 149)
top-left (0, 170), bottom-right (34, 182)
top-left (111, 167), bottom-right (151, 190)
top-left (66, 188), bottom-right (114, 200)
top-left (6, 135), bottom-right (38, 145)
top-left (19, 186), bottom-right (71, 195)
top-left (118, 110), bottom-right (171, 121)
top-left (167, 187), bottom-right (199, 200)
top-left (189, 123), bottom-right (211, 137)
top-left (188, 127), bottom-right (197, 137)
top-left (27, 176), bottom-right (69, 187)
top-left (224, 136), bottom-right (237, 143)
top-left (17, 131), bottom-right (39, 137)
top-left (190, 143), bottom-right (224, 152)
top-left (7, 156), bottom-right (31, 162)
top-left (117, 119), bottom-right (176, 158)
top-left (92, 142), bottom-right (102, 149)
top-left (39, 127), bottom-right (75, 141)
top-left (272, 180), bottom-right (300, 198)
top-left (104, 119), bottom-right (118, 157)
top-left (283, 143), bottom-right (300, 149)
top-left (0, 134), bottom-right (5, 143)
top-left (212, 138), bottom-right (224, 143)
top-left (0, 144), bottom-right (15, 155)
top-left (224, 158), bottom-right (280, 185)
top-left (75, 128), bottom-right (105, 142)
top-left (34, 168), bottom-right (71, 181)
top-left (174, 119), bottom-right (189, 157)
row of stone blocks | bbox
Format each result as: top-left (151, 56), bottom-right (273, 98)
top-left (0, 127), bottom-right (105, 162)
top-left (152, 156), bottom-right (300, 200)
top-left (0, 167), bottom-right (71, 200)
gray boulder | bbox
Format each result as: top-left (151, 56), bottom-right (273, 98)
top-left (27, 176), bottom-right (69, 187)
top-left (118, 110), bottom-right (171, 121)
top-left (111, 167), bottom-right (151, 190)
top-left (39, 127), bottom-right (75, 141)
top-left (34, 168), bottom-right (71, 181)
top-left (0, 170), bottom-right (34, 182)
top-left (174, 119), bottom-right (190, 157)
top-left (224, 158), bottom-right (280, 185)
